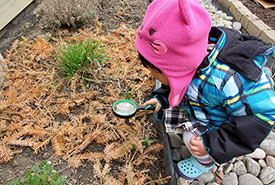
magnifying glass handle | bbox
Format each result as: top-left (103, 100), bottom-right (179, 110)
top-left (137, 105), bottom-right (155, 110)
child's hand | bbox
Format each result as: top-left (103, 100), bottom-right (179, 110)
top-left (190, 136), bottom-right (208, 156)
top-left (144, 98), bottom-right (162, 112)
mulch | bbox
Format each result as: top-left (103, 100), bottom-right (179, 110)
top-left (239, 0), bottom-right (275, 30)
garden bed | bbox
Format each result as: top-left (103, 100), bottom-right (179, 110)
top-left (0, 23), bottom-right (171, 184)
top-left (1, 0), bottom-right (274, 184)
top-left (0, 0), bottom-right (172, 184)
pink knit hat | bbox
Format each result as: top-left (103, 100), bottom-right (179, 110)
top-left (135, 0), bottom-right (212, 107)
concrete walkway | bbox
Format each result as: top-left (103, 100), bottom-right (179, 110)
top-left (0, 0), bottom-right (33, 31)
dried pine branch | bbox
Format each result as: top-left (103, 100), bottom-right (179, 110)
top-left (145, 173), bottom-right (171, 185)
top-left (0, 142), bottom-right (12, 163)
top-left (104, 138), bottom-right (139, 162)
top-left (93, 159), bottom-right (111, 183)
top-left (144, 143), bottom-right (164, 155)
top-left (67, 156), bottom-right (82, 168)
top-left (52, 134), bottom-right (65, 156)
top-left (6, 138), bottom-right (38, 147)
top-left (33, 136), bottom-right (53, 154)
top-left (63, 129), bottom-right (102, 160)
top-left (0, 24), bottom-right (167, 182)
top-left (77, 152), bottom-right (104, 162)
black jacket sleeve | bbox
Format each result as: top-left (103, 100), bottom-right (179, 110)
top-left (152, 84), bottom-right (170, 109)
top-left (201, 115), bottom-right (273, 164)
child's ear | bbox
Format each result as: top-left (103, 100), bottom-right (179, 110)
top-left (178, 0), bottom-right (191, 25)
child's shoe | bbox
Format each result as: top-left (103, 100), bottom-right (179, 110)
top-left (176, 156), bottom-right (215, 180)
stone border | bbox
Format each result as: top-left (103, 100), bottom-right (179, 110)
top-left (217, 0), bottom-right (275, 46)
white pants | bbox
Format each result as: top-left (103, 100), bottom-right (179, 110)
top-left (183, 131), bottom-right (214, 164)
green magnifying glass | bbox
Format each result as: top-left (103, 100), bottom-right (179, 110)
top-left (112, 99), bottom-right (155, 118)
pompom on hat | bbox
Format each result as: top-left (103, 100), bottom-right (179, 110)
top-left (135, 0), bottom-right (212, 107)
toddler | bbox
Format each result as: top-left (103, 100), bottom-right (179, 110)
top-left (135, 0), bottom-right (275, 180)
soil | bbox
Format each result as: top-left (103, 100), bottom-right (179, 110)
top-left (239, 0), bottom-right (275, 30)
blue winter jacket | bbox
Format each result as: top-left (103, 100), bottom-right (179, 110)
top-left (153, 27), bottom-right (275, 163)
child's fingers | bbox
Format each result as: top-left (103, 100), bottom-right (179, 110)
top-left (189, 144), bottom-right (199, 152)
top-left (190, 136), bottom-right (208, 156)
top-left (144, 98), bottom-right (158, 105)
top-left (190, 136), bottom-right (202, 146)
top-left (190, 145), bottom-right (206, 156)
top-left (190, 144), bottom-right (206, 156)
top-left (193, 150), bottom-right (206, 156)
top-left (155, 103), bottom-right (162, 112)
top-left (144, 98), bottom-right (162, 112)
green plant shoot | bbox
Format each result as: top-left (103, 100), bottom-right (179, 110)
top-left (141, 136), bottom-right (153, 149)
top-left (9, 161), bottom-right (67, 185)
top-left (56, 39), bottom-right (107, 80)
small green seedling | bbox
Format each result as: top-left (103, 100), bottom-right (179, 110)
top-left (9, 161), bottom-right (67, 185)
top-left (141, 136), bottom-right (153, 149)
top-left (25, 22), bottom-right (31, 29)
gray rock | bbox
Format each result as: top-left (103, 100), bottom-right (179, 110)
top-left (246, 148), bottom-right (266, 159)
top-left (217, 22), bottom-right (225, 27)
top-left (269, 181), bottom-right (275, 185)
top-left (201, 2), bottom-right (237, 29)
top-left (259, 167), bottom-right (275, 184)
top-left (177, 177), bottom-right (190, 185)
top-left (215, 168), bottom-right (225, 180)
top-left (259, 159), bottom-right (267, 168)
top-left (221, 13), bottom-right (227, 18)
top-left (210, 7), bottom-right (217, 13)
top-left (190, 180), bottom-right (205, 185)
top-left (207, 183), bottom-right (219, 185)
top-left (223, 163), bottom-right (234, 174)
top-left (233, 160), bottom-right (247, 176)
top-left (224, 21), bottom-right (233, 27)
top-left (266, 155), bottom-right (275, 169)
top-left (180, 145), bottom-right (191, 159)
top-left (230, 157), bottom-right (238, 163)
top-left (260, 139), bottom-right (275, 155)
top-left (266, 131), bottom-right (275, 140)
top-left (172, 148), bottom-right (181, 162)
top-left (198, 171), bottom-right (215, 184)
top-left (216, 10), bottom-right (223, 15)
top-left (168, 134), bottom-right (183, 148)
top-left (222, 172), bottom-right (238, 185)
top-left (224, 16), bottom-right (234, 21)
top-left (232, 22), bottom-right (242, 31)
top-left (211, 165), bottom-right (218, 173)
top-left (199, 0), bottom-right (212, 4)
top-left (236, 156), bottom-right (245, 161)
top-left (239, 174), bottom-right (263, 185)
top-left (264, 67), bottom-right (273, 78)
top-left (243, 157), bottom-right (261, 177)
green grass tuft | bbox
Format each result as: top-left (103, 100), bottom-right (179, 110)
top-left (56, 39), bottom-right (107, 80)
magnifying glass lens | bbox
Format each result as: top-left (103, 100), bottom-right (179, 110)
top-left (114, 102), bottom-right (136, 115)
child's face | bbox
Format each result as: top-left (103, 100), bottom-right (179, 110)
top-left (149, 68), bottom-right (169, 86)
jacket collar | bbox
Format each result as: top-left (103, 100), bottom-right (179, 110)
top-left (196, 27), bottom-right (226, 75)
